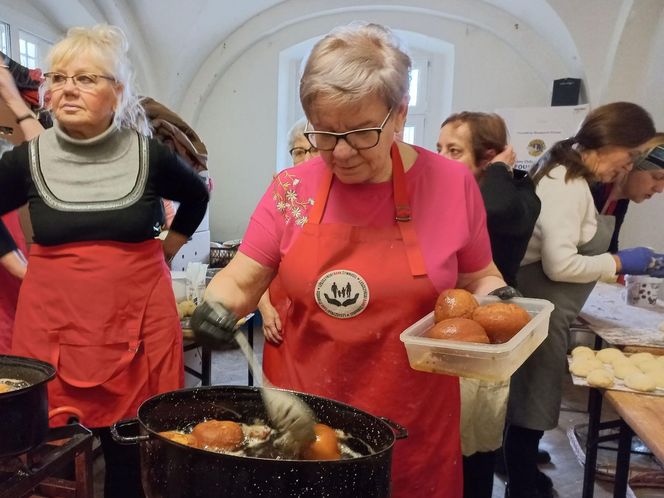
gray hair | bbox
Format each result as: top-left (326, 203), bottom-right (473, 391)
top-left (287, 117), bottom-right (308, 151)
top-left (300, 22), bottom-right (411, 116)
top-left (42, 24), bottom-right (151, 136)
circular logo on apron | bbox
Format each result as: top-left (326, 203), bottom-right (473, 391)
top-left (314, 270), bottom-right (369, 319)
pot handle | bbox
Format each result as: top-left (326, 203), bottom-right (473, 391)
top-left (111, 418), bottom-right (149, 445)
top-left (379, 416), bottom-right (408, 440)
top-left (49, 406), bottom-right (84, 423)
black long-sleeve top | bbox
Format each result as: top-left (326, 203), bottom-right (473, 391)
top-left (479, 163), bottom-right (541, 288)
top-left (590, 182), bottom-right (628, 253)
top-left (0, 129), bottom-right (208, 256)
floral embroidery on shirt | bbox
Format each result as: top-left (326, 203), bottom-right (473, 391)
top-left (272, 170), bottom-right (314, 226)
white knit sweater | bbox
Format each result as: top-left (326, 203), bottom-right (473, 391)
top-left (521, 165), bottom-right (617, 283)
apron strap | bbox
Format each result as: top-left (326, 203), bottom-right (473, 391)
top-left (391, 143), bottom-right (428, 277)
top-left (308, 143), bottom-right (428, 277)
top-left (308, 168), bottom-right (334, 225)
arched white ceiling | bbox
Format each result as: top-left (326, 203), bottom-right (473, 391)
top-left (178, 0), bottom-right (584, 122)
top-left (16, 0), bottom-right (582, 115)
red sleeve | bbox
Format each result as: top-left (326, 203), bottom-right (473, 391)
top-left (239, 179), bottom-right (284, 269)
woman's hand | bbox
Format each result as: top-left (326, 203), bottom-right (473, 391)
top-left (492, 145), bottom-right (516, 170)
top-left (0, 66), bottom-right (44, 141)
top-left (0, 250), bottom-right (27, 280)
top-left (257, 290), bottom-right (283, 344)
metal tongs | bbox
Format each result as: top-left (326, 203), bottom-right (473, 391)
top-left (234, 332), bottom-right (316, 449)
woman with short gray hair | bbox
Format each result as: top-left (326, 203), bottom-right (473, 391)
top-left (195, 22), bottom-right (506, 498)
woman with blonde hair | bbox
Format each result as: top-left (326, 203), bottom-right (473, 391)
top-left (0, 25), bottom-right (208, 497)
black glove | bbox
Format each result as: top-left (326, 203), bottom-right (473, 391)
top-left (489, 285), bottom-right (523, 300)
top-left (190, 301), bottom-right (240, 349)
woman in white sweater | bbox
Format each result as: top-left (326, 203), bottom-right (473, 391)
top-left (504, 102), bottom-right (657, 498)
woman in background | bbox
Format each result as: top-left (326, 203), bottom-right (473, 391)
top-left (505, 102), bottom-right (657, 498)
top-left (258, 117), bottom-right (318, 343)
top-left (438, 111), bottom-right (540, 498)
top-left (0, 25), bottom-right (208, 497)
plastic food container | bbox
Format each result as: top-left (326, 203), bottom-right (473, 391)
top-left (400, 296), bottom-right (554, 381)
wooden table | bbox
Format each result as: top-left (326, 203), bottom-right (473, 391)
top-left (579, 282), bottom-right (664, 498)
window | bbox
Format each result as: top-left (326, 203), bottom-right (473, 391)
top-left (402, 56), bottom-right (429, 146)
top-left (0, 21), bottom-right (9, 56)
top-left (18, 30), bottom-right (51, 69)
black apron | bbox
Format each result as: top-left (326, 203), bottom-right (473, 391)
top-left (507, 214), bottom-right (615, 430)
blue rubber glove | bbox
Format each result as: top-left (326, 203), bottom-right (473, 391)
top-left (648, 252), bottom-right (664, 278)
top-left (615, 247), bottom-right (655, 275)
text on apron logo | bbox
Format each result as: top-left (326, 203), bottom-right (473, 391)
top-left (314, 270), bottom-right (370, 319)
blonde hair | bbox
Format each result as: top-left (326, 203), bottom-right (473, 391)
top-left (300, 22), bottom-right (411, 116)
top-left (42, 24), bottom-right (150, 135)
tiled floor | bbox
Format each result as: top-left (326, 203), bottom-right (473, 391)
top-left (93, 323), bottom-right (664, 497)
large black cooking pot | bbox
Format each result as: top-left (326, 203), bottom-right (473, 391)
top-left (0, 354), bottom-right (56, 457)
top-left (112, 385), bottom-right (407, 498)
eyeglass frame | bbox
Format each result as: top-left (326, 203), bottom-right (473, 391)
top-left (303, 108), bottom-right (393, 151)
top-left (43, 72), bottom-right (116, 91)
top-left (289, 145), bottom-right (318, 157)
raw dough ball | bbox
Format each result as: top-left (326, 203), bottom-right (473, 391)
top-left (657, 355), bottom-right (664, 365)
top-left (613, 361), bottom-right (641, 380)
top-left (628, 352), bottom-right (655, 367)
top-left (624, 372), bottom-right (656, 392)
top-left (571, 346), bottom-right (595, 360)
top-left (649, 369), bottom-right (664, 389)
top-left (638, 359), bottom-right (663, 374)
top-left (434, 289), bottom-right (479, 322)
top-left (611, 356), bottom-right (631, 369)
top-left (596, 348), bottom-right (624, 364)
top-left (586, 368), bottom-right (614, 388)
top-left (570, 358), bottom-right (604, 377)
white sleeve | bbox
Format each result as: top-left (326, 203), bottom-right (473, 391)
top-left (537, 172), bottom-right (616, 283)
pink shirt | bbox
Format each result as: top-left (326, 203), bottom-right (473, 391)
top-left (241, 145), bottom-right (492, 292)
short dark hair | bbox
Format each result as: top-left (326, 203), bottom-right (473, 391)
top-left (441, 112), bottom-right (508, 165)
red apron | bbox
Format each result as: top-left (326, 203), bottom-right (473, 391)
top-left (0, 211), bottom-right (28, 354)
top-left (12, 239), bottom-right (184, 428)
top-left (264, 145), bottom-right (462, 498)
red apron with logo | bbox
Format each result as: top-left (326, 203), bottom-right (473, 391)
top-left (0, 211), bottom-right (28, 354)
top-left (12, 239), bottom-right (184, 428)
top-left (264, 145), bottom-right (462, 498)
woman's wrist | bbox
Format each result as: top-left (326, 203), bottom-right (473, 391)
top-left (612, 254), bottom-right (622, 273)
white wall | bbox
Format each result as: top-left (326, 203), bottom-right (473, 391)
top-left (197, 7), bottom-right (567, 241)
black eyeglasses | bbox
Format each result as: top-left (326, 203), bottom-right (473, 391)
top-left (304, 108), bottom-right (393, 151)
top-left (289, 145), bottom-right (318, 161)
top-left (44, 72), bottom-right (116, 91)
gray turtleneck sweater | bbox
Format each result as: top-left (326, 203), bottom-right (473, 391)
top-left (0, 125), bottom-right (208, 255)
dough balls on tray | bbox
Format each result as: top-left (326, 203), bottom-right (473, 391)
top-left (571, 346), bottom-right (596, 361)
top-left (624, 372), bottom-right (657, 393)
top-left (586, 368), bottom-right (614, 388)
top-left (596, 348), bottom-right (624, 364)
top-left (569, 348), bottom-right (664, 393)
top-left (570, 358), bottom-right (604, 377)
